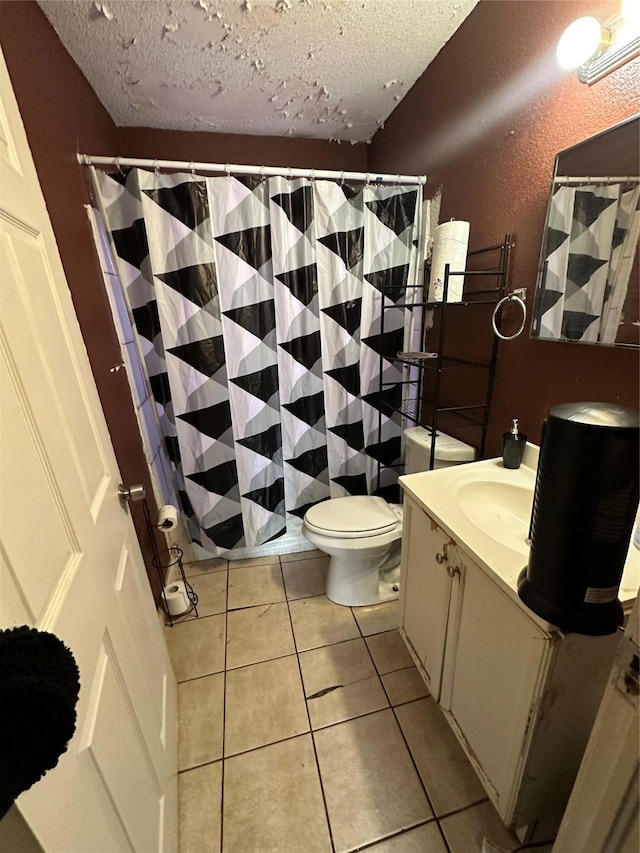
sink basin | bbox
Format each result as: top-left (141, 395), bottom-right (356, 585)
top-left (456, 480), bottom-right (534, 556)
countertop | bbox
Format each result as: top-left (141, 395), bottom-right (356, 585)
top-left (399, 444), bottom-right (640, 629)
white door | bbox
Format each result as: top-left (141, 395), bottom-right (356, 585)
top-left (0, 47), bottom-right (177, 853)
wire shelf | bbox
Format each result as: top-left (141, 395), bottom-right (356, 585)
top-left (375, 235), bottom-right (512, 489)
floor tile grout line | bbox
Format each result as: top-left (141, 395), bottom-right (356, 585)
top-left (173, 629), bottom-right (420, 686)
top-left (219, 564), bottom-right (229, 853)
top-left (176, 668), bottom-right (225, 685)
top-left (351, 605), bottom-right (442, 828)
top-left (178, 756), bottom-right (223, 775)
top-left (167, 609), bottom-right (227, 629)
top-left (436, 796), bottom-right (490, 821)
top-left (221, 730), bottom-right (315, 762)
top-left (216, 701), bottom-right (424, 760)
top-left (226, 596), bottom-right (288, 612)
top-left (283, 562), bottom-right (337, 853)
top-left (432, 796), bottom-right (495, 853)
top-left (226, 648), bottom-right (298, 674)
top-left (344, 816), bottom-right (439, 852)
top-left (435, 819), bottom-right (454, 853)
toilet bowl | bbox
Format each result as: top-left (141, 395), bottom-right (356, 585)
top-left (302, 428), bottom-right (476, 606)
top-left (302, 496), bottom-right (403, 606)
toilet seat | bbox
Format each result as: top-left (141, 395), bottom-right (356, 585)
top-left (304, 496), bottom-right (399, 539)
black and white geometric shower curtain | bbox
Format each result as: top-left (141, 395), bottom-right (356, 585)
top-left (96, 170), bottom-right (419, 554)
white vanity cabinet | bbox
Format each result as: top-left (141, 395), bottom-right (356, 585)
top-left (398, 499), bottom-right (455, 698)
top-left (398, 494), bottom-right (621, 839)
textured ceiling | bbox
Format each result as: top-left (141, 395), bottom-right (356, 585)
top-left (38, 0), bottom-right (477, 143)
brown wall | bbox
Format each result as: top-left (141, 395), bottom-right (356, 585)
top-left (0, 2), bottom-right (367, 594)
top-left (369, 0), bottom-right (640, 456)
top-left (118, 127), bottom-right (367, 172)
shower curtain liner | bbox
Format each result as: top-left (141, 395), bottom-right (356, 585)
top-left (96, 169), bottom-right (420, 554)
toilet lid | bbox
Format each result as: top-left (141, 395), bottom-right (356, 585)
top-left (304, 496), bottom-right (399, 539)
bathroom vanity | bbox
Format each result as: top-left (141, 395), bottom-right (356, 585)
top-left (398, 444), bottom-right (640, 841)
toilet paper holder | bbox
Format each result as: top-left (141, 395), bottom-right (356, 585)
top-left (139, 497), bottom-right (199, 627)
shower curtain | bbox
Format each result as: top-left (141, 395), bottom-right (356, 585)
top-left (96, 169), bottom-right (420, 554)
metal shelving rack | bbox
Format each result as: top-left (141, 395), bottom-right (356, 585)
top-left (376, 234), bottom-right (512, 493)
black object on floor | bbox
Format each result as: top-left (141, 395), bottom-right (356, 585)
top-left (0, 626), bottom-right (80, 819)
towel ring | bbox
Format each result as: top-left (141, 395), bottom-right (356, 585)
top-left (492, 293), bottom-right (527, 341)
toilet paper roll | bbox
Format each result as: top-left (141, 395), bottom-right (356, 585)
top-left (163, 581), bottom-right (191, 616)
top-left (428, 220), bottom-right (470, 303)
top-left (158, 504), bottom-right (179, 531)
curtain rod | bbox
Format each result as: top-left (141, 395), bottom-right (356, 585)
top-left (77, 154), bottom-right (426, 186)
top-left (554, 175), bottom-right (640, 185)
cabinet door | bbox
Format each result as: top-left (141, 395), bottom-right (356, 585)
top-left (400, 499), bottom-right (454, 699)
top-left (446, 557), bottom-right (555, 819)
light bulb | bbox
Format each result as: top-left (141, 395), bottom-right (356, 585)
top-left (556, 17), bottom-right (603, 69)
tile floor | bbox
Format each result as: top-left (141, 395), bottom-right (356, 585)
top-left (167, 550), bottom-right (526, 853)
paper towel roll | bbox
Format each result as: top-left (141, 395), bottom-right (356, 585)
top-left (158, 504), bottom-right (179, 531)
top-left (163, 581), bottom-right (190, 616)
top-left (428, 220), bottom-right (470, 303)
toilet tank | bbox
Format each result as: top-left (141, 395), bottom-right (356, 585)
top-left (404, 426), bottom-right (475, 474)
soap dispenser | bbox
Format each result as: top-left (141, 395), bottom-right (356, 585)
top-left (502, 418), bottom-right (527, 469)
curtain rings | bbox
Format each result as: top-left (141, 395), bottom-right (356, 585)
top-left (365, 172), bottom-right (371, 185)
top-left (286, 166), bottom-right (293, 182)
top-left (115, 156), bottom-right (123, 175)
top-left (259, 165), bottom-right (266, 182)
top-left (189, 161), bottom-right (196, 178)
top-left (309, 168), bottom-right (316, 183)
top-left (396, 173), bottom-right (401, 186)
top-left (225, 163), bottom-right (231, 181)
top-left (153, 159), bottom-right (160, 177)
top-left (339, 171), bottom-right (346, 186)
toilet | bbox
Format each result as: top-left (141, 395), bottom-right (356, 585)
top-left (302, 427), bottom-right (475, 606)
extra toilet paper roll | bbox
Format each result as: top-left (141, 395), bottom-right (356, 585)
top-left (428, 220), bottom-right (470, 303)
top-left (163, 581), bottom-right (191, 616)
top-left (158, 504), bottom-right (179, 531)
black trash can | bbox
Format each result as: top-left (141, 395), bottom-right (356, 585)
top-left (518, 402), bottom-right (639, 636)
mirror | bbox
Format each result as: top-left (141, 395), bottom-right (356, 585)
top-left (531, 114), bottom-right (639, 348)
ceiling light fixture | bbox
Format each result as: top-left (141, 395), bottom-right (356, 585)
top-left (557, 3), bottom-right (640, 84)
